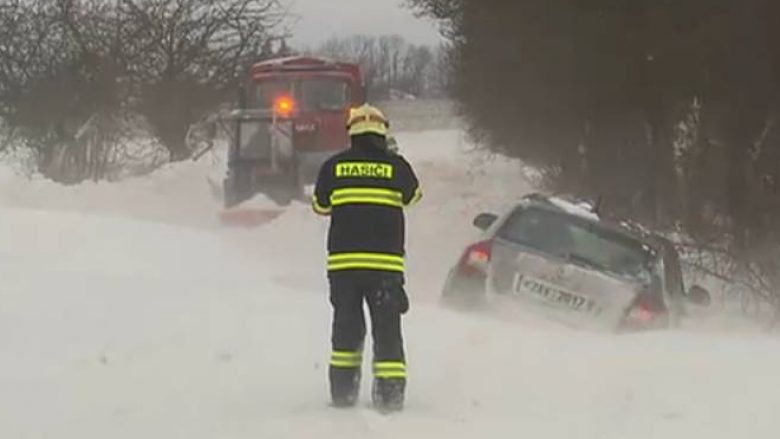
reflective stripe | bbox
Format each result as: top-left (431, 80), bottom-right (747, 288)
top-left (328, 253), bottom-right (405, 272)
top-left (331, 361), bottom-right (361, 367)
top-left (332, 351), bottom-right (363, 359)
top-left (332, 197), bottom-right (403, 208)
top-left (348, 120), bottom-right (389, 137)
top-left (374, 361), bottom-right (406, 370)
top-left (330, 350), bottom-right (363, 368)
top-left (329, 253), bottom-right (404, 263)
top-left (312, 196), bottom-right (332, 215)
top-left (375, 371), bottom-right (407, 378)
top-left (348, 113), bottom-right (388, 127)
top-left (329, 262), bottom-right (404, 272)
top-left (374, 361), bottom-right (407, 379)
top-left (330, 188), bottom-right (404, 208)
top-left (331, 360), bottom-right (362, 367)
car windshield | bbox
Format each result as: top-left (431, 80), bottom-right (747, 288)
top-left (253, 77), bottom-right (349, 111)
top-left (498, 206), bottom-right (656, 282)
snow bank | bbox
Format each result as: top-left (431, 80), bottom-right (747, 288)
top-left (0, 130), bottom-right (532, 302)
top-left (3, 206), bottom-right (780, 439)
top-left (0, 141), bottom-right (227, 228)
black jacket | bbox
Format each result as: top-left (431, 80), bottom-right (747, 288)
top-left (313, 134), bottom-right (422, 276)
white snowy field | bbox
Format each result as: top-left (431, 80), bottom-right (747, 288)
top-left (2, 130), bottom-right (780, 438)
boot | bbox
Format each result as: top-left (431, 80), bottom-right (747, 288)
top-left (371, 378), bottom-right (405, 413)
top-left (330, 367), bottom-right (361, 408)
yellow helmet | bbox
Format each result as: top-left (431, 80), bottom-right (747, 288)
top-left (347, 104), bottom-right (389, 137)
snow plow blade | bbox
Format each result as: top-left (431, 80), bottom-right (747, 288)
top-left (218, 208), bottom-right (284, 227)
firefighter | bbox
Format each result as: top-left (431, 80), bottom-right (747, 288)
top-left (312, 104), bottom-right (422, 412)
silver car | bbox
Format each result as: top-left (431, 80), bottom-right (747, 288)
top-left (441, 194), bottom-right (712, 332)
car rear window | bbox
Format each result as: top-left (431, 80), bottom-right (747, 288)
top-left (497, 206), bottom-right (656, 282)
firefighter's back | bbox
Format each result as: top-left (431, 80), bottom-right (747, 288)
top-left (315, 137), bottom-right (421, 276)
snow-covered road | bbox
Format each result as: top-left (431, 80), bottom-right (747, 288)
top-left (2, 130), bottom-right (779, 438)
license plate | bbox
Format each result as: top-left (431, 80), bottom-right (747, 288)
top-left (512, 273), bottom-right (601, 315)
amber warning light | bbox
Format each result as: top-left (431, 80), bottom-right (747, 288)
top-left (274, 96), bottom-right (295, 116)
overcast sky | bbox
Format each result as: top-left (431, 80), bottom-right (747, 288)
top-left (286, 0), bottom-right (443, 48)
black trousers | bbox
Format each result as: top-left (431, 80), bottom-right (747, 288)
top-left (328, 272), bottom-right (408, 407)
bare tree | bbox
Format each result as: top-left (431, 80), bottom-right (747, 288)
top-left (315, 34), bottom-right (442, 100)
top-left (317, 35), bottom-right (380, 92)
top-left (0, 0), bottom-right (81, 178)
top-left (400, 44), bottom-right (434, 97)
top-left (117, 0), bottom-right (288, 160)
top-left (0, 0), bottom-right (289, 181)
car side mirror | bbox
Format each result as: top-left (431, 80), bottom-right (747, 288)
top-left (473, 213), bottom-right (498, 231)
top-left (688, 285), bottom-right (712, 306)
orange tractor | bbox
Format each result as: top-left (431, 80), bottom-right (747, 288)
top-left (201, 56), bottom-right (366, 226)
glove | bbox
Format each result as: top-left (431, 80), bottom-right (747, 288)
top-left (376, 277), bottom-right (410, 315)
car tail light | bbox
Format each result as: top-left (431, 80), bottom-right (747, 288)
top-left (623, 294), bottom-right (662, 327)
top-left (627, 299), bottom-right (655, 323)
top-left (457, 240), bottom-right (492, 277)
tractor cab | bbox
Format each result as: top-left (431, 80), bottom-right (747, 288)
top-left (223, 56), bottom-right (365, 211)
